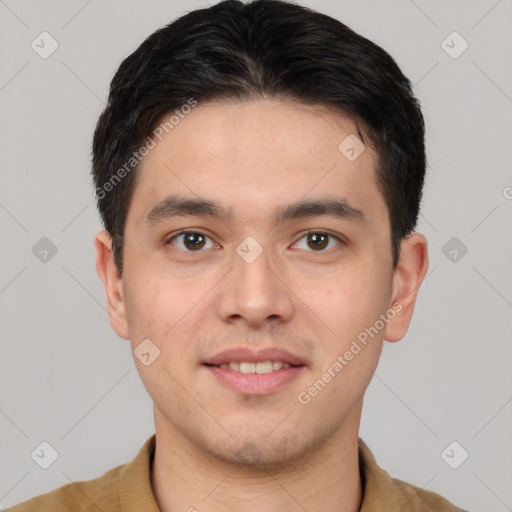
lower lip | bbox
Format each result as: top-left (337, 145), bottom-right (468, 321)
top-left (203, 365), bottom-right (305, 395)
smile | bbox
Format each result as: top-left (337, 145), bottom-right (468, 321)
top-left (206, 361), bottom-right (295, 374)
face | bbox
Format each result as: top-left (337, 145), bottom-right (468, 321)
top-left (96, 98), bottom-right (427, 469)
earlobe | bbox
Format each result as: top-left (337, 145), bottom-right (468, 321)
top-left (384, 232), bottom-right (429, 343)
top-left (94, 230), bottom-right (130, 340)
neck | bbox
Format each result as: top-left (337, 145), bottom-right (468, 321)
top-left (150, 406), bottom-right (363, 512)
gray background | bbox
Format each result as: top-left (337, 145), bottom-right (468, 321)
top-left (1, 0), bottom-right (511, 510)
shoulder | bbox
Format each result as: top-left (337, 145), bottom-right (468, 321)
top-left (391, 477), bottom-right (471, 512)
top-left (5, 463), bottom-right (125, 512)
top-left (358, 437), bottom-right (471, 511)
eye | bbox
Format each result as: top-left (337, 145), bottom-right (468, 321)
top-left (292, 231), bottom-right (342, 252)
top-left (166, 230), bottom-right (342, 253)
top-left (166, 231), bottom-right (218, 251)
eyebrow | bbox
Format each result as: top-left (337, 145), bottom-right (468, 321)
top-left (143, 194), bottom-right (366, 228)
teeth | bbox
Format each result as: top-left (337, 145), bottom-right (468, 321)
top-left (256, 361), bottom-right (273, 374)
top-left (217, 361), bottom-right (294, 374)
top-left (240, 362), bottom-right (256, 374)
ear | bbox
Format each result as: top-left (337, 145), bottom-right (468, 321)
top-left (384, 232), bottom-right (429, 342)
top-left (94, 230), bottom-right (130, 340)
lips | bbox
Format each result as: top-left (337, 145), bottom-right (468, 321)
top-left (202, 347), bottom-right (307, 395)
top-left (203, 347), bottom-right (307, 367)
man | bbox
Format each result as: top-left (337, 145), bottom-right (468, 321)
top-left (8, 0), bottom-right (470, 510)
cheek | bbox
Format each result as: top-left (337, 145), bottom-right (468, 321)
top-left (123, 268), bottom-right (212, 364)
top-left (310, 263), bottom-right (391, 336)
top-left (123, 274), bottom-right (197, 397)
top-left (300, 264), bottom-right (391, 388)
top-left (123, 270), bottom-right (176, 343)
top-left (301, 267), bottom-right (388, 407)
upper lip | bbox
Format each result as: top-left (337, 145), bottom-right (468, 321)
top-left (204, 348), bottom-right (306, 366)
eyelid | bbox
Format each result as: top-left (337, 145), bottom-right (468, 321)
top-left (295, 229), bottom-right (345, 243)
top-left (292, 230), bottom-right (344, 251)
top-left (165, 230), bottom-right (219, 247)
top-left (166, 229), bottom-right (344, 252)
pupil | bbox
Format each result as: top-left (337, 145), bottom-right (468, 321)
top-left (185, 233), bottom-right (205, 250)
top-left (182, 233), bottom-right (328, 251)
top-left (309, 233), bottom-right (327, 250)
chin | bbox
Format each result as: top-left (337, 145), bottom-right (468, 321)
top-left (201, 420), bottom-right (333, 472)
top-left (207, 437), bottom-right (303, 471)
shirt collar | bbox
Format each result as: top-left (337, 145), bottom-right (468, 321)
top-left (119, 434), bottom-right (160, 512)
top-left (357, 437), bottom-right (411, 510)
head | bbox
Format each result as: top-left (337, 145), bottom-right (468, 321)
top-left (94, 0), bottom-right (428, 469)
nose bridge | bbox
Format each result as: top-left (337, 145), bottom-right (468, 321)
top-left (236, 239), bottom-right (275, 289)
top-left (216, 237), bottom-right (294, 326)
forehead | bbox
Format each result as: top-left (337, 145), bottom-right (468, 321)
top-left (127, 98), bottom-right (385, 229)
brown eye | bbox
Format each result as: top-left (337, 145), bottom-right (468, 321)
top-left (167, 231), bottom-right (216, 251)
top-left (293, 231), bottom-right (341, 252)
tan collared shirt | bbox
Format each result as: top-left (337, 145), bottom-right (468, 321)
top-left (6, 435), bottom-right (469, 511)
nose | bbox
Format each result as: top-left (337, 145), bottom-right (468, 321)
top-left (215, 242), bottom-right (295, 329)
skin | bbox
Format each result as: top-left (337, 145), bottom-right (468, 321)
top-left (95, 98), bottom-right (428, 512)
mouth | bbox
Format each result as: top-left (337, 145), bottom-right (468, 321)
top-left (202, 348), bottom-right (307, 395)
top-left (203, 361), bottom-right (302, 374)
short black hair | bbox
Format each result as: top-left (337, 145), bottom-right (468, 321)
top-left (92, 0), bottom-right (426, 274)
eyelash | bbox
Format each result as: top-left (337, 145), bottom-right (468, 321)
top-left (165, 230), bottom-right (343, 253)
